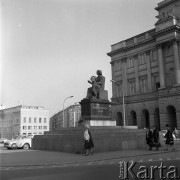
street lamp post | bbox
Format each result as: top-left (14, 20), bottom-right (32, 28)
top-left (63, 96), bottom-right (74, 127)
top-left (110, 80), bottom-right (126, 126)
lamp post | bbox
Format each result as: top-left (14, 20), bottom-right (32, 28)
top-left (63, 96), bottom-right (73, 127)
top-left (110, 80), bottom-right (126, 126)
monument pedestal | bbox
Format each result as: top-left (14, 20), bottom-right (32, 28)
top-left (80, 98), bottom-right (116, 126)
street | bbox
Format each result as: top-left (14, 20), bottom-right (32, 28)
top-left (1, 143), bottom-right (180, 180)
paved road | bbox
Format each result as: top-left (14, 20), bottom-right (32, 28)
top-left (1, 154), bottom-right (180, 180)
top-left (1, 143), bottom-right (180, 180)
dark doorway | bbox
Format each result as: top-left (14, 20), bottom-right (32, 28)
top-left (167, 105), bottom-right (177, 129)
top-left (129, 111), bottom-right (137, 126)
top-left (141, 109), bottom-right (150, 128)
top-left (154, 108), bottom-right (160, 131)
top-left (116, 112), bottom-right (123, 126)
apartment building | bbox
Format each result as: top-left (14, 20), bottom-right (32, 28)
top-left (50, 103), bottom-right (81, 131)
top-left (0, 105), bottom-right (50, 139)
top-left (107, 0), bottom-right (180, 130)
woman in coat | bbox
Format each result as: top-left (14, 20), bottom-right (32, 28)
top-left (84, 124), bottom-right (94, 156)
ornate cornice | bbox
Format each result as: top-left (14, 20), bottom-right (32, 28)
top-left (107, 38), bottom-right (155, 57)
top-left (153, 25), bottom-right (180, 38)
top-left (155, 0), bottom-right (178, 11)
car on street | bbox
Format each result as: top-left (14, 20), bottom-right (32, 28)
top-left (0, 138), bottom-right (8, 144)
top-left (4, 135), bottom-right (33, 150)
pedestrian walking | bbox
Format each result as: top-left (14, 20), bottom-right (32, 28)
top-left (152, 126), bottom-right (161, 151)
top-left (84, 124), bottom-right (94, 156)
top-left (164, 124), bottom-right (175, 150)
top-left (173, 127), bottom-right (179, 140)
top-left (145, 127), bottom-right (154, 150)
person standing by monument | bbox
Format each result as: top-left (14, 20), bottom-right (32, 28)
top-left (84, 124), bottom-right (94, 156)
top-left (164, 124), bottom-right (175, 150)
top-left (86, 70), bottom-right (105, 99)
top-left (152, 126), bottom-right (160, 151)
top-left (145, 127), bottom-right (154, 150)
top-left (173, 127), bottom-right (179, 140)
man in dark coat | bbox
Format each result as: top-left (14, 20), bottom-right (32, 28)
top-left (146, 127), bottom-right (154, 150)
top-left (152, 126), bottom-right (160, 151)
top-left (164, 124), bottom-right (175, 150)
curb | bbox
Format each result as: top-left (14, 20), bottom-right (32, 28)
top-left (1, 149), bottom-right (180, 168)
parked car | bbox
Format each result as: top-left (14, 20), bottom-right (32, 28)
top-left (4, 135), bottom-right (33, 150)
top-left (0, 138), bottom-right (8, 144)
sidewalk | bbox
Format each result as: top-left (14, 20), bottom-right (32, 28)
top-left (1, 141), bottom-right (180, 167)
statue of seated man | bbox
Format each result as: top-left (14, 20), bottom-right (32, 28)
top-left (86, 70), bottom-right (105, 99)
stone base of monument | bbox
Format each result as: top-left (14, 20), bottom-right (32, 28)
top-left (79, 98), bottom-right (116, 126)
top-left (32, 127), bottom-right (147, 153)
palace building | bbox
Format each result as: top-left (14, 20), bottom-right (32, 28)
top-left (107, 0), bottom-right (180, 130)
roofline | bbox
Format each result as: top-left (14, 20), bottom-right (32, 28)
top-left (155, 0), bottom-right (179, 11)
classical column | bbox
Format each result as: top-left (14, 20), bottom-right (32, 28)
top-left (110, 61), bottom-right (116, 98)
top-left (134, 55), bottom-right (140, 94)
top-left (146, 51), bottom-right (152, 92)
top-left (122, 58), bottom-right (127, 96)
top-left (157, 45), bottom-right (165, 88)
top-left (173, 40), bottom-right (180, 85)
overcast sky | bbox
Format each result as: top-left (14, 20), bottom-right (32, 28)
top-left (1, 0), bottom-right (161, 116)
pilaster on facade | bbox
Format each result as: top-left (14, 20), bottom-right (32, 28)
top-left (134, 55), bottom-right (140, 94)
top-left (122, 58), bottom-right (128, 96)
top-left (157, 44), bottom-right (166, 88)
top-left (173, 40), bottom-right (180, 85)
top-left (146, 50), bottom-right (153, 92)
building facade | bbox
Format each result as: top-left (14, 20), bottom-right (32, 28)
top-left (0, 105), bottom-right (50, 139)
top-left (107, 0), bottom-right (180, 130)
top-left (50, 103), bottom-right (81, 131)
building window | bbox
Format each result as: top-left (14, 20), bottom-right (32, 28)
top-left (34, 126), bottom-right (37, 130)
top-left (44, 126), bottom-right (47, 130)
top-left (128, 80), bottom-right (136, 95)
top-left (34, 118), bottom-right (36, 123)
top-left (165, 44), bottom-right (173, 57)
top-left (23, 117), bottom-right (26, 123)
top-left (152, 75), bottom-right (160, 91)
top-left (44, 118), bottom-right (47, 123)
top-left (139, 54), bottom-right (146, 65)
top-left (117, 61), bottom-right (121, 71)
top-left (39, 126), bottom-right (42, 129)
top-left (114, 61), bottom-right (121, 72)
top-left (23, 126), bottom-right (27, 130)
top-left (28, 126), bottom-right (32, 130)
top-left (152, 50), bottom-right (157, 61)
top-left (29, 118), bottom-right (31, 123)
top-left (116, 82), bottom-right (122, 97)
top-left (128, 57), bottom-right (134, 68)
top-left (140, 77), bottom-right (147, 94)
top-left (39, 118), bottom-right (42, 123)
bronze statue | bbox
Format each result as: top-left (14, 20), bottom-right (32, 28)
top-left (86, 70), bottom-right (105, 99)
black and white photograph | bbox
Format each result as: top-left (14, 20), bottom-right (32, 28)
top-left (0, 0), bottom-right (180, 179)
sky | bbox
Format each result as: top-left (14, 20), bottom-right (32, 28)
top-left (1, 0), bottom-right (161, 116)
